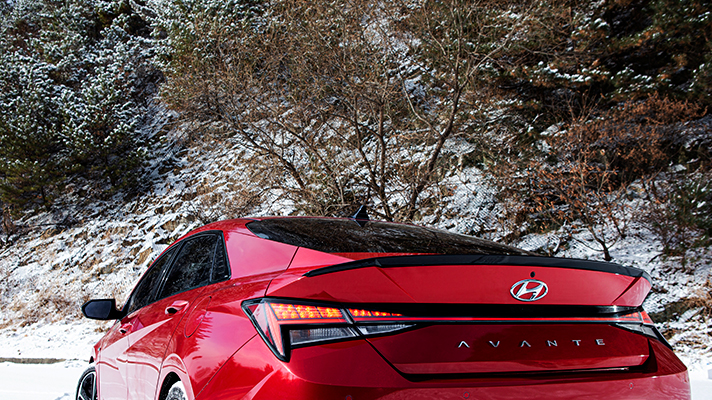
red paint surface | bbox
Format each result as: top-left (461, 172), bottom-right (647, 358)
top-left (87, 218), bottom-right (690, 400)
top-left (268, 264), bottom-right (645, 306)
top-left (368, 324), bottom-right (650, 374)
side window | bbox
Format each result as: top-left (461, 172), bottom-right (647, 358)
top-left (158, 234), bottom-right (217, 299)
top-left (124, 247), bottom-right (177, 315)
top-left (212, 236), bottom-right (230, 282)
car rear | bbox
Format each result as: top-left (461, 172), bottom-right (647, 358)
top-left (199, 217), bottom-right (691, 399)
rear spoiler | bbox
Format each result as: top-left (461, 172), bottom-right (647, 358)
top-left (304, 254), bottom-right (651, 283)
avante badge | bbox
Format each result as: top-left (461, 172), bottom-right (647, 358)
top-left (511, 279), bottom-right (548, 302)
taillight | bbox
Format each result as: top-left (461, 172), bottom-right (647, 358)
top-left (242, 299), bottom-right (414, 361)
top-left (614, 309), bottom-right (672, 348)
top-left (243, 299), bottom-right (669, 361)
top-left (640, 310), bottom-right (654, 324)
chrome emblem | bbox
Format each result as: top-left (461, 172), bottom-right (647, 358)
top-left (510, 279), bottom-right (548, 302)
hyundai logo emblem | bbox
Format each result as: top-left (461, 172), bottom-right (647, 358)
top-left (511, 279), bottom-right (548, 302)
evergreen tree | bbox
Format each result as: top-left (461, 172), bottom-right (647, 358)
top-left (0, 2), bottom-right (67, 209)
top-left (0, 54), bottom-right (67, 209)
top-left (0, 0), bottom-right (158, 211)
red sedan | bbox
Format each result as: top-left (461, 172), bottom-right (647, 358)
top-left (77, 216), bottom-right (691, 399)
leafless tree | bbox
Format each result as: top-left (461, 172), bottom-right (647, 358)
top-left (160, 0), bottom-right (531, 220)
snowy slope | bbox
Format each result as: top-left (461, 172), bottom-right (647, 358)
top-left (0, 112), bottom-right (710, 395)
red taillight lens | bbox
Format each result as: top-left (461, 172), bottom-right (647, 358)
top-left (348, 309), bottom-right (404, 321)
top-left (243, 299), bottom-right (369, 361)
top-left (269, 303), bottom-right (347, 323)
top-left (613, 310), bottom-right (670, 347)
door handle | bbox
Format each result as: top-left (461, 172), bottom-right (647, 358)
top-left (118, 323), bottom-right (132, 334)
top-left (165, 300), bottom-right (189, 315)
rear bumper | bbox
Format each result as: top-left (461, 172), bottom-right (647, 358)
top-left (376, 373), bottom-right (691, 399)
top-left (195, 336), bottom-right (691, 400)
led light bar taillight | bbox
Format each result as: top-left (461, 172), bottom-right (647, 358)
top-left (244, 299), bottom-right (659, 361)
top-left (269, 303), bottom-right (347, 323)
top-left (349, 310), bottom-right (649, 324)
top-left (640, 310), bottom-right (654, 325)
top-left (243, 299), bottom-right (376, 361)
top-left (348, 308), bottom-right (404, 321)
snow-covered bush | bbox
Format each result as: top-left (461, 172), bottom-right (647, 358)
top-left (492, 95), bottom-right (708, 261)
top-left (0, 0), bottom-right (159, 212)
top-left (502, 0), bottom-right (712, 130)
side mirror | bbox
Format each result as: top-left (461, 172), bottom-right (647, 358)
top-left (82, 299), bottom-right (125, 320)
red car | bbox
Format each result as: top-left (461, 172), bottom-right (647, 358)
top-left (77, 215), bottom-right (691, 400)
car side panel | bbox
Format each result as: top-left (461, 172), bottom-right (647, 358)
top-left (96, 321), bottom-right (131, 400)
top-left (125, 287), bottom-right (202, 400)
top-left (157, 274), bottom-right (282, 399)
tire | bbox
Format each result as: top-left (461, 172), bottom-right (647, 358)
top-left (75, 366), bottom-right (97, 400)
top-left (166, 380), bottom-right (187, 400)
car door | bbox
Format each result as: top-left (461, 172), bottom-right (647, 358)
top-left (95, 320), bottom-right (131, 400)
top-left (124, 232), bottom-right (224, 400)
top-left (96, 246), bottom-right (177, 400)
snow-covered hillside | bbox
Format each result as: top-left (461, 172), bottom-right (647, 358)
top-left (1, 5), bottom-right (711, 400)
top-left (0, 105), bottom-right (709, 400)
top-left (0, 108), bottom-right (710, 365)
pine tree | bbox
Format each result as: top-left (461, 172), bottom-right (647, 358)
top-left (0, 0), bottom-right (158, 211)
top-left (0, 8), bottom-right (67, 209)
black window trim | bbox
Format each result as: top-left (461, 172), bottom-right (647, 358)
top-left (122, 230), bottom-right (231, 318)
top-left (122, 243), bottom-right (181, 316)
top-left (153, 230), bottom-right (231, 302)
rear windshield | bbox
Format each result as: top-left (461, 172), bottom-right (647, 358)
top-left (246, 217), bottom-right (529, 255)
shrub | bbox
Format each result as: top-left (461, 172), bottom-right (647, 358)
top-left (494, 95), bottom-right (704, 260)
top-left (155, 0), bottom-right (534, 221)
top-left (645, 172), bottom-right (712, 260)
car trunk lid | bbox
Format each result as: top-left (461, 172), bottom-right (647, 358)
top-left (365, 323), bottom-right (650, 374)
top-left (267, 252), bottom-right (651, 307)
top-left (262, 252), bottom-right (653, 374)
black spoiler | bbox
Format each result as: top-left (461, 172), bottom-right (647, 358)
top-left (304, 254), bottom-right (651, 283)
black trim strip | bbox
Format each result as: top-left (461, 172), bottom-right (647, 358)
top-left (350, 303), bottom-right (642, 319)
top-left (254, 297), bottom-right (641, 319)
top-left (400, 365), bottom-right (641, 383)
top-left (304, 255), bottom-right (651, 283)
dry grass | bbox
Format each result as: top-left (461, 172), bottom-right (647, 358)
top-left (15, 292), bottom-right (75, 327)
top-left (493, 95), bottom-right (706, 259)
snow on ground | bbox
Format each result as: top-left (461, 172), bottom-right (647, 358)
top-left (0, 320), bottom-right (107, 360)
top-left (0, 321), bottom-right (102, 399)
top-left (0, 360), bottom-right (86, 400)
top-left (684, 355), bottom-right (712, 400)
